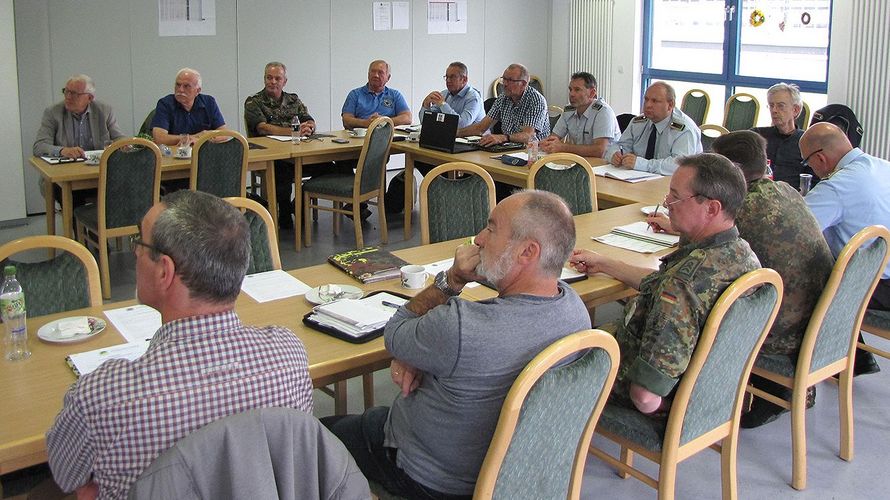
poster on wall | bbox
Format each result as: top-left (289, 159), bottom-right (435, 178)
top-left (374, 2), bottom-right (410, 31)
top-left (159, 0), bottom-right (216, 37)
top-left (428, 0), bottom-right (467, 34)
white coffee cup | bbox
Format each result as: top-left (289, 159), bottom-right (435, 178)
top-left (353, 127), bottom-right (368, 137)
top-left (407, 131), bottom-right (421, 142)
top-left (400, 265), bottom-right (428, 289)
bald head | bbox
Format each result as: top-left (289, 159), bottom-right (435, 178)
top-left (800, 122), bottom-right (854, 177)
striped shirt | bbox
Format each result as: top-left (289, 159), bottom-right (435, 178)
top-left (46, 310), bottom-right (313, 499)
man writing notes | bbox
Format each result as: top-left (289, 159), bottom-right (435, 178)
top-left (324, 190), bottom-right (590, 498)
top-left (540, 72), bottom-right (620, 158)
top-left (752, 82), bottom-right (812, 186)
top-left (385, 61), bottom-right (485, 214)
top-left (605, 81), bottom-right (702, 176)
top-left (46, 191), bottom-right (314, 499)
top-left (571, 154), bottom-right (759, 414)
top-left (151, 67), bottom-right (226, 146)
top-left (799, 122), bottom-right (889, 376)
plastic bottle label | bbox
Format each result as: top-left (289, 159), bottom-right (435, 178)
top-left (1, 293), bottom-right (25, 320)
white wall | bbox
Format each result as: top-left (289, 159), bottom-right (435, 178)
top-left (1, 0), bottom-right (25, 223)
top-left (14, 0), bottom-right (554, 215)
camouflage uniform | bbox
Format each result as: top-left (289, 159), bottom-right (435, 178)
top-left (243, 89), bottom-right (312, 137)
top-left (607, 227), bottom-right (760, 409)
top-left (737, 178), bottom-right (833, 355)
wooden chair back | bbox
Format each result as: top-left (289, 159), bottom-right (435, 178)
top-left (527, 153), bottom-right (597, 215)
top-left (190, 130), bottom-right (249, 198)
top-left (419, 162), bottom-right (495, 245)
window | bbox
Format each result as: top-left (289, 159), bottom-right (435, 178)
top-left (642, 0), bottom-right (831, 126)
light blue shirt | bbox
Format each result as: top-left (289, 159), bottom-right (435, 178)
top-left (551, 98), bottom-right (620, 150)
top-left (605, 107), bottom-right (702, 176)
top-left (341, 85), bottom-right (410, 120)
top-left (805, 148), bottom-right (890, 278)
top-left (419, 84), bottom-right (484, 128)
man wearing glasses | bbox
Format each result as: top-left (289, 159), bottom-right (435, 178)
top-left (570, 153), bottom-right (759, 415)
top-left (46, 190), bottom-right (314, 499)
top-left (33, 74), bottom-right (124, 159)
top-left (458, 63), bottom-right (549, 147)
top-left (752, 82), bottom-right (811, 186)
top-left (800, 121), bottom-right (890, 376)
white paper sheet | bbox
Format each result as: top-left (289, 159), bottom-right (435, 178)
top-left (392, 1), bottom-right (410, 29)
top-left (104, 305), bottom-right (162, 344)
top-left (67, 341), bottom-right (150, 377)
top-left (373, 2), bottom-right (392, 30)
top-left (593, 165), bottom-right (662, 183)
top-left (266, 135), bottom-right (293, 142)
top-left (241, 270), bottom-right (311, 303)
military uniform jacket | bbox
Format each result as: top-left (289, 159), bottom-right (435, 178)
top-left (244, 89), bottom-right (313, 138)
top-left (551, 98), bottom-right (621, 147)
top-left (736, 178), bottom-right (833, 355)
top-left (606, 107), bottom-right (702, 176)
top-left (613, 227), bottom-right (760, 402)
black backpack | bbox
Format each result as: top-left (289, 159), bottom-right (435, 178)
top-left (810, 104), bottom-right (864, 147)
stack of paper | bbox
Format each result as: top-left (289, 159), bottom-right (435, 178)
top-left (594, 221), bottom-right (680, 253)
top-left (593, 165), bottom-right (661, 183)
top-left (307, 293), bottom-right (407, 338)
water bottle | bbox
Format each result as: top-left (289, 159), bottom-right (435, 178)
top-left (1, 266), bottom-right (30, 361)
top-left (291, 116), bottom-right (301, 145)
top-left (527, 136), bottom-right (539, 163)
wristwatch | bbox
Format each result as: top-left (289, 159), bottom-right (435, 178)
top-left (434, 270), bottom-right (461, 297)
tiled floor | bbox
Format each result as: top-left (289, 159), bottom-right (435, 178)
top-left (2, 192), bottom-right (889, 498)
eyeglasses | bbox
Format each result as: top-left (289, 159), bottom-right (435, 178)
top-left (801, 148), bottom-right (823, 168)
top-left (129, 235), bottom-right (165, 257)
top-left (501, 77), bottom-right (528, 84)
top-left (61, 88), bottom-right (90, 98)
top-left (443, 74), bottom-right (462, 81)
top-left (663, 193), bottom-right (704, 207)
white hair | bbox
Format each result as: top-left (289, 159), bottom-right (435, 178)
top-left (176, 67), bottom-right (202, 88)
top-left (68, 74), bottom-right (96, 95)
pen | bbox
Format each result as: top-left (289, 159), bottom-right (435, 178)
top-left (619, 146), bottom-right (624, 155)
top-left (648, 202), bottom-right (663, 232)
top-left (382, 301), bottom-right (404, 309)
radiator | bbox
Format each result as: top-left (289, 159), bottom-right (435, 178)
top-left (847, 2), bottom-right (890, 158)
top-left (569, 0), bottom-right (615, 98)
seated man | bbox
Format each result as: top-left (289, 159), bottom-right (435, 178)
top-left (540, 71), bottom-right (620, 158)
top-left (800, 122), bottom-right (889, 376)
top-left (33, 74), bottom-right (125, 208)
top-left (458, 63), bottom-right (549, 146)
top-left (649, 131), bottom-right (834, 426)
top-left (46, 190), bottom-right (314, 499)
top-left (151, 67), bottom-right (227, 146)
top-left (604, 81), bottom-right (702, 176)
top-left (244, 61), bottom-right (350, 229)
top-left (751, 82), bottom-right (812, 186)
top-left (323, 190), bottom-right (590, 498)
top-left (385, 61), bottom-right (485, 214)
top-left (571, 153), bottom-right (759, 414)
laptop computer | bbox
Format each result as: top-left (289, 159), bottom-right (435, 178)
top-left (419, 111), bottom-right (480, 154)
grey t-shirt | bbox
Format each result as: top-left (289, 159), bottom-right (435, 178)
top-left (383, 282), bottom-right (590, 495)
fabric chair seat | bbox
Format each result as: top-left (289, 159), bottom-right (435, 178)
top-left (754, 353), bottom-right (796, 377)
top-left (303, 174), bottom-right (358, 197)
top-left (864, 309), bottom-right (890, 329)
top-left (596, 404), bottom-right (667, 452)
top-left (72, 204), bottom-right (99, 230)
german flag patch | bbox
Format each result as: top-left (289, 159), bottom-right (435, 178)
top-left (660, 291), bottom-right (678, 304)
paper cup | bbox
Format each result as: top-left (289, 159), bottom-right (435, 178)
top-left (400, 265), bottom-right (428, 289)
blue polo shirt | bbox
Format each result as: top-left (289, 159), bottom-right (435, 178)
top-left (341, 85), bottom-right (409, 119)
top-left (150, 94), bottom-right (226, 135)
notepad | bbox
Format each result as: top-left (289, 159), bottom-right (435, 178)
top-left (593, 165), bottom-right (661, 183)
top-left (305, 292), bottom-right (407, 339)
top-left (593, 221), bottom-right (680, 253)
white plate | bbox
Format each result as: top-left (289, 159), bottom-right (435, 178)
top-left (37, 316), bottom-right (106, 344)
top-left (641, 205), bottom-right (663, 216)
top-left (174, 154), bottom-right (192, 160)
top-left (305, 284), bottom-right (364, 305)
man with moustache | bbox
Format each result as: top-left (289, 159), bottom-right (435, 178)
top-left (323, 190), bottom-right (590, 498)
top-left (151, 67), bottom-right (227, 146)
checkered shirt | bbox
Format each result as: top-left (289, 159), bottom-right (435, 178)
top-left (46, 310), bottom-right (314, 499)
top-left (487, 86), bottom-right (550, 139)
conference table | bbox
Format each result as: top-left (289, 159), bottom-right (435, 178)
top-left (0, 202), bottom-right (668, 476)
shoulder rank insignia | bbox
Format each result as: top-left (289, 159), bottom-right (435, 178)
top-left (564, 105), bottom-right (576, 112)
top-left (591, 101), bottom-right (603, 110)
top-left (670, 121), bottom-right (686, 131)
top-left (632, 114), bottom-right (647, 123)
top-left (674, 257), bottom-right (702, 282)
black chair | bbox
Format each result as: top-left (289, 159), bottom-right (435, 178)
top-left (483, 98), bottom-right (503, 135)
top-left (616, 113), bottom-right (635, 133)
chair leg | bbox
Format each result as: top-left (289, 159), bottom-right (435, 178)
top-left (378, 196), bottom-right (388, 245)
top-left (363, 373), bottom-right (375, 410)
top-left (99, 235), bottom-right (111, 300)
top-left (618, 447), bottom-right (633, 479)
top-left (353, 201), bottom-right (364, 249)
top-left (303, 193), bottom-right (312, 248)
top-left (334, 380), bottom-right (348, 415)
top-left (839, 369), bottom-right (855, 462)
top-left (657, 458), bottom-right (677, 500)
top-left (333, 201), bottom-right (340, 235)
top-left (720, 435), bottom-right (739, 500)
top-left (791, 383), bottom-right (810, 490)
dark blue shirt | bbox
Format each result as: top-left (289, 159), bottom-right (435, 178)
top-left (151, 94), bottom-right (225, 135)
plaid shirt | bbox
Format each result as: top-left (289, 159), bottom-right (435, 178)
top-left (487, 86), bottom-right (550, 139)
top-left (46, 310), bottom-right (313, 499)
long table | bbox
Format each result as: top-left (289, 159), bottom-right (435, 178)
top-left (390, 140), bottom-right (672, 237)
top-left (0, 202), bottom-right (666, 475)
